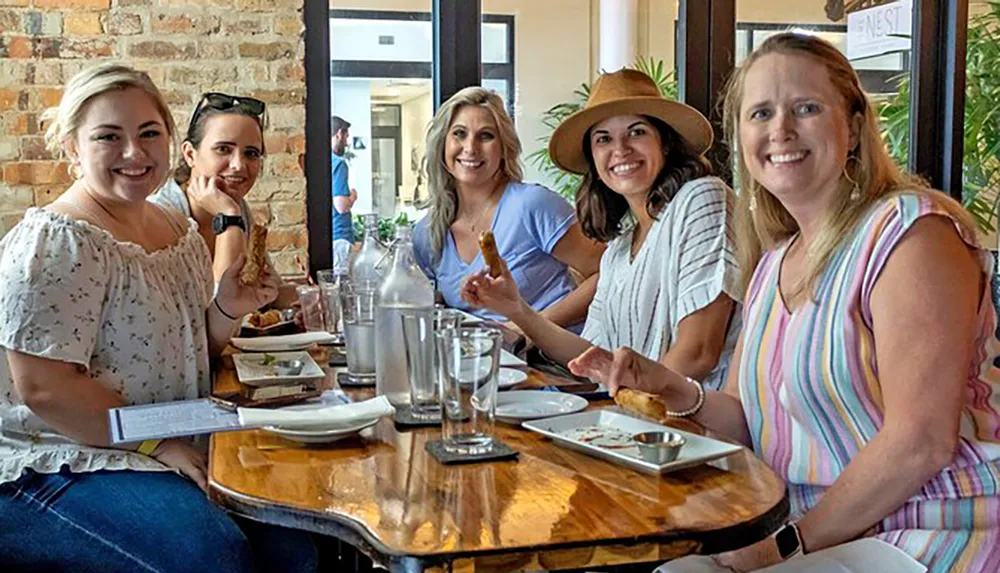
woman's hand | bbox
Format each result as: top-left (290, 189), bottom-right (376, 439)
top-left (216, 254), bottom-right (280, 318)
top-left (711, 536), bottom-right (782, 572)
top-left (150, 439), bottom-right (209, 492)
top-left (460, 259), bottom-right (525, 319)
top-left (568, 345), bottom-right (687, 398)
top-left (187, 174), bottom-right (240, 216)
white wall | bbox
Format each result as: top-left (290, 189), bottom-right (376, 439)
top-left (332, 79), bottom-right (374, 215)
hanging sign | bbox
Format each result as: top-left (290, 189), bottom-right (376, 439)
top-left (847, 0), bottom-right (912, 60)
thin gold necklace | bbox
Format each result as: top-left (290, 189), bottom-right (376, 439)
top-left (465, 181), bottom-right (503, 234)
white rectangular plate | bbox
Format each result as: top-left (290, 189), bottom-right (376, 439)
top-left (231, 351), bottom-right (325, 387)
top-left (522, 409), bottom-right (743, 475)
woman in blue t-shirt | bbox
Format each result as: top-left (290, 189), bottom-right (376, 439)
top-left (413, 87), bottom-right (605, 331)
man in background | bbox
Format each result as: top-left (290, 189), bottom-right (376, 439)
top-left (331, 115), bottom-right (357, 245)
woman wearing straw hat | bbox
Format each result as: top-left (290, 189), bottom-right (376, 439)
top-left (462, 69), bottom-right (741, 389)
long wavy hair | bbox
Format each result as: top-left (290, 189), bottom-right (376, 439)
top-left (421, 86), bottom-right (523, 259)
top-left (576, 116), bottom-right (712, 242)
top-left (722, 32), bottom-right (976, 299)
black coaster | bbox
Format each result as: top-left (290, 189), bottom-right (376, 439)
top-left (425, 439), bottom-right (519, 465)
top-left (337, 372), bottom-right (375, 388)
top-left (328, 350), bottom-right (347, 368)
top-left (393, 405), bottom-right (442, 428)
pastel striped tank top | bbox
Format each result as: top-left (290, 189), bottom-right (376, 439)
top-left (739, 193), bottom-right (1000, 571)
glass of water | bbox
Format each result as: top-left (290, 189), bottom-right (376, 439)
top-left (340, 280), bottom-right (378, 383)
top-left (436, 327), bottom-right (502, 455)
top-left (316, 269), bottom-right (344, 344)
top-left (296, 285), bottom-right (326, 332)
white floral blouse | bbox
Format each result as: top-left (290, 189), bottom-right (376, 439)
top-left (0, 207), bottom-right (213, 484)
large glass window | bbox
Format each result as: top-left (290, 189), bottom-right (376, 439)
top-left (329, 6), bottom-right (514, 220)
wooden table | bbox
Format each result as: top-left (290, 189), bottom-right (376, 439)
top-left (209, 349), bottom-right (788, 573)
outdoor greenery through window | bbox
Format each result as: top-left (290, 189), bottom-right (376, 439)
top-left (879, 2), bottom-right (1000, 233)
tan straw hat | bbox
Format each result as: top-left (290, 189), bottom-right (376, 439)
top-left (548, 69), bottom-right (714, 175)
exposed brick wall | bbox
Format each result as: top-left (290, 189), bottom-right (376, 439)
top-left (0, 0), bottom-right (309, 276)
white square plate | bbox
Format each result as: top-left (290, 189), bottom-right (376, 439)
top-left (231, 351), bottom-right (325, 387)
top-left (522, 409), bottom-right (743, 475)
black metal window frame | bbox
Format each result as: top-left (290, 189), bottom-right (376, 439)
top-left (327, 8), bottom-right (516, 119)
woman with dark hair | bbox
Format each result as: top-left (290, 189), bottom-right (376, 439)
top-left (149, 92), bottom-right (266, 283)
top-left (462, 69), bottom-right (740, 388)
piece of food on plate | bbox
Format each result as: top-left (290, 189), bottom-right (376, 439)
top-left (614, 388), bottom-right (667, 421)
top-left (240, 223), bottom-right (268, 286)
top-left (248, 309), bottom-right (282, 328)
top-left (478, 230), bottom-right (504, 278)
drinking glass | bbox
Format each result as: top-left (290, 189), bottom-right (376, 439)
top-left (436, 327), bottom-right (502, 454)
top-left (296, 285), bottom-right (326, 332)
top-left (340, 280), bottom-right (378, 383)
top-left (316, 269), bottom-right (344, 344)
top-left (400, 308), bottom-right (465, 419)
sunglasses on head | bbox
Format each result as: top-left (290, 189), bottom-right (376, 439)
top-left (187, 92), bottom-right (266, 138)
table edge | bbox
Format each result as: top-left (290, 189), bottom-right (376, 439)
top-left (208, 475), bottom-right (789, 562)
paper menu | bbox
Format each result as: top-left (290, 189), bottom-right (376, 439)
top-left (108, 390), bottom-right (351, 444)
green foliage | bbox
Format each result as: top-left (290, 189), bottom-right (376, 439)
top-left (525, 58), bottom-right (679, 201)
top-left (352, 212), bottom-right (411, 243)
top-left (878, 2), bottom-right (1000, 232)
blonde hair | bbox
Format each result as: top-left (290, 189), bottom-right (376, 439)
top-left (421, 86), bottom-right (523, 259)
top-left (42, 63), bottom-right (177, 173)
top-left (722, 32), bottom-right (976, 299)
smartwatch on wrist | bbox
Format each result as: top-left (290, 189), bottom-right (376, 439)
top-left (211, 213), bottom-right (245, 235)
top-left (774, 522), bottom-right (805, 560)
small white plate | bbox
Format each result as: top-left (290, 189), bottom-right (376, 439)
top-left (263, 417), bottom-right (379, 444)
top-left (522, 409), bottom-right (744, 475)
top-left (497, 368), bottom-right (528, 389)
top-left (493, 390), bottom-right (588, 424)
top-left (457, 366), bottom-right (528, 389)
top-left (231, 351), bottom-right (325, 387)
top-left (231, 332), bottom-right (338, 352)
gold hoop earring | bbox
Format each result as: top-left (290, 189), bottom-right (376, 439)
top-left (844, 155), bottom-right (861, 202)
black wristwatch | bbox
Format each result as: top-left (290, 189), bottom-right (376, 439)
top-left (774, 522), bottom-right (804, 560)
top-left (211, 213), bottom-right (245, 235)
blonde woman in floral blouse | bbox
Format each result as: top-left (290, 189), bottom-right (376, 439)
top-left (0, 64), bottom-right (316, 572)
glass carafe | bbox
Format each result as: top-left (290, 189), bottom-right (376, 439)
top-left (349, 213), bottom-right (387, 282)
top-left (374, 225), bottom-right (435, 411)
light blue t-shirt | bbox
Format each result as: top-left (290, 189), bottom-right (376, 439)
top-left (413, 181), bottom-right (581, 331)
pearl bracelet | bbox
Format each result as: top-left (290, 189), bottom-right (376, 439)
top-left (663, 377), bottom-right (706, 418)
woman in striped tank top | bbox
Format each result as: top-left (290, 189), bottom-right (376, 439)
top-left (571, 33), bottom-right (1000, 572)
top-left (462, 69), bottom-right (741, 390)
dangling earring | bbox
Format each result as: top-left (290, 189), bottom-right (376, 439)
top-left (844, 155), bottom-right (861, 202)
top-left (67, 160), bottom-right (82, 180)
top-left (749, 188), bottom-right (758, 212)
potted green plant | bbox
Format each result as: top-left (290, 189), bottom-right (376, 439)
top-left (878, 1), bottom-right (1000, 233)
top-left (526, 58), bottom-right (678, 201)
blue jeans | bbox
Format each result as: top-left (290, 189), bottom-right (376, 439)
top-left (0, 468), bottom-right (318, 573)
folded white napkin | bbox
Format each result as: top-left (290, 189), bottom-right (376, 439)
top-left (230, 332), bottom-right (337, 351)
top-left (238, 396), bottom-right (395, 429)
